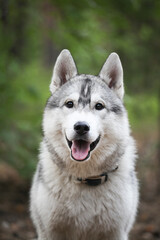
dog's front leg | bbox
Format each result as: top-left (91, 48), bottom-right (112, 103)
top-left (37, 232), bottom-right (48, 240)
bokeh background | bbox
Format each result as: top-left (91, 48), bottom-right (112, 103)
top-left (0, 0), bottom-right (159, 239)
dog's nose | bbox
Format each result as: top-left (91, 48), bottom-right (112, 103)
top-left (74, 121), bottom-right (90, 135)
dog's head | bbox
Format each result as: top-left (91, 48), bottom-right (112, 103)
top-left (43, 50), bottom-right (129, 169)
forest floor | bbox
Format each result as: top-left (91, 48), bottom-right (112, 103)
top-left (0, 129), bottom-right (159, 240)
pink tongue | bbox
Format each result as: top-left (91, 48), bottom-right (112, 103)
top-left (71, 140), bottom-right (90, 161)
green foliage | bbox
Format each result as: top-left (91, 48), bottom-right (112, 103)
top-left (52, 0), bottom-right (160, 92)
top-left (125, 94), bottom-right (158, 130)
top-left (0, 60), bottom-right (50, 178)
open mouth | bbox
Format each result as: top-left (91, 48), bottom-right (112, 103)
top-left (66, 136), bottom-right (100, 162)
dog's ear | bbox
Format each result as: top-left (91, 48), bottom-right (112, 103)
top-left (50, 49), bottom-right (77, 93)
top-left (99, 53), bottom-right (124, 100)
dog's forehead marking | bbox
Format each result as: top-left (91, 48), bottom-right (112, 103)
top-left (78, 78), bottom-right (92, 107)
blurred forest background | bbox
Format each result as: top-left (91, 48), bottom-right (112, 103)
top-left (0, 0), bottom-right (159, 239)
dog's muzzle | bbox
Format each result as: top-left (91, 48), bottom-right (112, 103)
top-left (66, 121), bottom-right (100, 162)
top-left (66, 136), bottom-right (100, 162)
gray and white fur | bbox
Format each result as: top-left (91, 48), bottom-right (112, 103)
top-left (30, 49), bottom-right (139, 240)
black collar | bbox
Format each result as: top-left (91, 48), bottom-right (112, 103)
top-left (74, 166), bottom-right (118, 187)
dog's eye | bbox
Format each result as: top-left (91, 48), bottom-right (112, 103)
top-left (65, 101), bottom-right (74, 108)
top-left (95, 103), bottom-right (104, 110)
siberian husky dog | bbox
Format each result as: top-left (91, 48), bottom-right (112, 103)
top-left (30, 49), bottom-right (139, 240)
